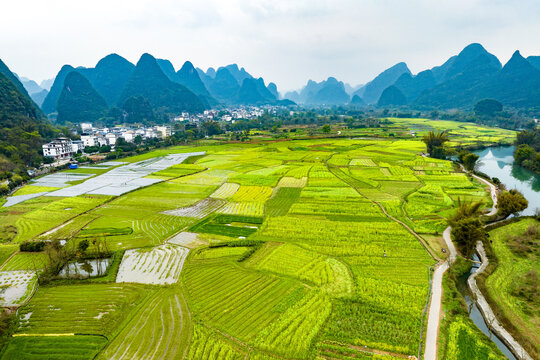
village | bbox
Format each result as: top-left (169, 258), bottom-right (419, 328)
top-left (41, 106), bottom-right (270, 160)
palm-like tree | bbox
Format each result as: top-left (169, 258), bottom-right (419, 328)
top-left (422, 131), bottom-right (449, 154)
top-left (449, 198), bottom-right (484, 225)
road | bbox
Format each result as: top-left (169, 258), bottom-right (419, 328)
top-left (423, 171), bottom-right (497, 360)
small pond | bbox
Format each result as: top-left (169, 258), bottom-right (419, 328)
top-left (58, 258), bottom-right (111, 278)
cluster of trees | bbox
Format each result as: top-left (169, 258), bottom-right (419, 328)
top-left (450, 200), bottom-right (488, 257)
top-left (20, 241), bottom-right (46, 252)
top-left (514, 128), bottom-right (540, 173)
top-left (450, 188), bottom-right (528, 257)
top-left (496, 189), bottom-right (528, 218)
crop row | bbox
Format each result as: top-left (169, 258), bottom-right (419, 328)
top-left (98, 288), bottom-right (191, 360)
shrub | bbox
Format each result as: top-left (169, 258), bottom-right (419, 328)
top-left (20, 241), bottom-right (46, 252)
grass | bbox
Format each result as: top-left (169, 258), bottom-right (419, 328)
top-left (0, 252), bottom-right (48, 271)
top-left (485, 219), bottom-right (539, 357)
top-left (10, 195), bottom-right (111, 243)
top-left (0, 244), bottom-right (18, 266)
top-left (438, 257), bottom-right (505, 360)
top-left (444, 316), bottom-right (506, 360)
top-left (17, 283), bottom-right (155, 336)
top-left (183, 253), bottom-right (303, 344)
top-left (186, 324), bottom-right (245, 360)
top-left (190, 214), bottom-right (262, 238)
top-left (12, 185), bottom-right (61, 196)
top-left (1, 335), bottom-right (107, 360)
top-left (97, 287), bottom-right (192, 360)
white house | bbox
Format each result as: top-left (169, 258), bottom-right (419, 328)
top-left (96, 136), bottom-right (108, 147)
top-left (121, 130), bottom-right (135, 142)
top-left (105, 133), bottom-right (117, 145)
top-left (81, 134), bottom-right (98, 147)
top-left (80, 123), bottom-right (93, 132)
top-left (42, 138), bottom-right (74, 159)
top-left (72, 140), bottom-right (85, 153)
top-left (155, 126), bottom-right (171, 138)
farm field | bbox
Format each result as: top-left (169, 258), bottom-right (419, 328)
top-left (0, 124), bottom-right (516, 359)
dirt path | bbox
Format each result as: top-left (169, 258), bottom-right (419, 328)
top-left (424, 227), bottom-right (455, 360)
top-left (470, 173), bottom-right (498, 216)
top-left (375, 201), bottom-right (440, 261)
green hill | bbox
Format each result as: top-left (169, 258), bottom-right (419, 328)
top-left (377, 85), bottom-right (407, 106)
top-left (56, 71), bottom-right (108, 124)
top-left (118, 53), bottom-right (205, 114)
top-left (177, 61), bottom-right (216, 106)
top-left (0, 70), bottom-right (54, 168)
top-left (41, 65), bottom-right (76, 115)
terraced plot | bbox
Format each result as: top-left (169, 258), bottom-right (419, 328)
top-left (210, 182), bottom-right (240, 199)
top-left (17, 283), bottom-right (153, 336)
top-left (163, 198), bottom-right (225, 218)
top-left (0, 271), bottom-right (37, 307)
top-left (116, 244), bottom-right (189, 285)
top-left (98, 288), bottom-right (191, 360)
top-left (1, 335), bottom-right (107, 360)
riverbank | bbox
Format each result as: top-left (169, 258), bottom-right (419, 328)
top-left (477, 219), bottom-right (540, 359)
top-left (468, 242), bottom-right (533, 360)
top-left (429, 162), bottom-right (536, 360)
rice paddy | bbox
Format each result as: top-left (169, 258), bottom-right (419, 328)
top-left (0, 121), bottom-right (515, 359)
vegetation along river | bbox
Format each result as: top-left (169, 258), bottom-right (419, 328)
top-left (459, 145), bottom-right (540, 359)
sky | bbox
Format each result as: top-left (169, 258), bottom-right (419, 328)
top-left (2, 0), bottom-right (540, 92)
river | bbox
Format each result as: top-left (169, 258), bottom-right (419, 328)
top-left (474, 146), bottom-right (540, 216)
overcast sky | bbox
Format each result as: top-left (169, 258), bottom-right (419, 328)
top-left (2, 0), bottom-right (540, 91)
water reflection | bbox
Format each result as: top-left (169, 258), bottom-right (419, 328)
top-left (474, 146), bottom-right (540, 215)
top-left (58, 258), bottom-right (111, 278)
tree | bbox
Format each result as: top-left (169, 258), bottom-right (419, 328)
top-left (474, 99), bottom-right (503, 117)
top-left (450, 199), bottom-right (484, 223)
top-left (122, 96), bottom-right (155, 124)
top-left (134, 135), bottom-right (143, 145)
top-left (321, 124), bottom-right (331, 133)
top-left (497, 189), bottom-right (528, 218)
top-left (451, 217), bottom-right (488, 258)
top-left (201, 121), bottom-right (222, 136)
top-left (514, 144), bottom-right (535, 165)
top-left (431, 146), bottom-right (447, 160)
top-left (422, 131), bottom-right (449, 155)
top-left (462, 153), bottom-right (479, 172)
top-left (448, 199), bottom-right (487, 257)
top-left (78, 239), bottom-right (89, 254)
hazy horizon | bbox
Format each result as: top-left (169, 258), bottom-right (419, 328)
top-left (2, 0), bottom-right (539, 92)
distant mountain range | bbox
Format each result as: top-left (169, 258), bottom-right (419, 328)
top-left (12, 43), bottom-right (540, 120)
top-left (284, 43), bottom-right (540, 109)
top-left (35, 53), bottom-right (288, 123)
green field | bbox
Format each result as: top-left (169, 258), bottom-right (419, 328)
top-left (0, 120), bottom-right (518, 359)
top-left (1, 336), bottom-right (107, 360)
top-left (485, 219), bottom-right (539, 358)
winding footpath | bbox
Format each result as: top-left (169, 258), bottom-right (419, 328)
top-left (424, 173), bottom-right (496, 360)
